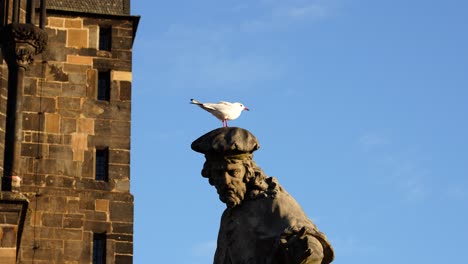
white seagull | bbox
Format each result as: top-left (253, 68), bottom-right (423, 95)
top-left (190, 99), bottom-right (249, 127)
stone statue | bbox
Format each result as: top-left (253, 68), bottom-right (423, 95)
top-left (192, 127), bottom-right (334, 264)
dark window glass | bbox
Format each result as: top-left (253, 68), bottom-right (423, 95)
top-left (95, 148), bottom-right (109, 181)
top-left (99, 26), bottom-right (112, 51)
top-left (93, 233), bottom-right (106, 264)
top-left (97, 71), bottom-right (110, 101)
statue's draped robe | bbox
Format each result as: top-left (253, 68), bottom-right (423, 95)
top-left (214, 177), bottom-right (334, 264)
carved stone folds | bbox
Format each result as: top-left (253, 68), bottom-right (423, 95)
top-left (0, 23), bottom-right (48, 69)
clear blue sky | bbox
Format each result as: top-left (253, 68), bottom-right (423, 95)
top-left (130, 1), bottom-right (468, 263)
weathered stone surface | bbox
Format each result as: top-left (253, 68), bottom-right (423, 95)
top-left (112, 222), bottom-right (132, 234)
top-left (109, 150), bottom-right (129, 164)
top-left (119, 81), bottom-right (131, 101)
top-left (42, 213), bottom-right (63, 228)
top-left (192, 128), bottom-right (334, 264)
top-left (0, 3), bottom-right (136, 262)
top-left (23, 96), bottom-right (56, 113)
top-left (115, 254), bottom-right (133, 264)
top-left (109, 202), bottom-right (132, 222)
top-left (192, 127), bottom-right (260, 156)
top-left (62, 83), bottom-right (87, 97)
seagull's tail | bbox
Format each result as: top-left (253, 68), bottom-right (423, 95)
top-left (190, 99), bottom-right (202, 105)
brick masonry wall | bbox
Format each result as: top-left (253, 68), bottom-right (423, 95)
top-left (13, 14), bottom-right (135, 263)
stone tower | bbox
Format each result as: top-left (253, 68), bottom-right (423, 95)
top-left (0, 0), bottom-right (139, 263)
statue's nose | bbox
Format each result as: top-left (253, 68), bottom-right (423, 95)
top-left (221, 173), bottom-right (231, 184)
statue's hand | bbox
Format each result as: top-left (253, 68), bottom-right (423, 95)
top-left (276, 227), bottom-right (324, 264)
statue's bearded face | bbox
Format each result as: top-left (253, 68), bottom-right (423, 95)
top-left (210, 160), bottom-right (247, 208)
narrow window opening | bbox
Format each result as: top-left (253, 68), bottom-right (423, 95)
top-left (97, 70), bottom-right (111, 101)
top-left (99, 26), bottom-right (112, 51)
top-left (93, 233), bottom-right (107, 264)
top-left (95, 148), bottom-right (109, 181)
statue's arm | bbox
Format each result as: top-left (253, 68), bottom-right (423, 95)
top-left (275, 227), bottom-right (325, 264)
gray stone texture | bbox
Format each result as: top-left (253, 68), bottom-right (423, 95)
top-left (192, 128), bottom-right (334, 264)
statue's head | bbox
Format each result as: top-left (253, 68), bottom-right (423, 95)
top-left (192, 128), bottom-right (267, 208)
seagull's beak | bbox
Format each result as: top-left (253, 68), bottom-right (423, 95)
top-left (244, 107), bottom-right (249, 111)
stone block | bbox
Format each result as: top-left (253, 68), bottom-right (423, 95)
top-left (81, 150), bottom-right (94, 179)
top-left (39, 81), bottom-right (63, 97)
top-left (49, 145), bottom-right (74, 161)
top-left (23, 112), bottom-right (42, 131)
top-left (60, 118), bottom-right (77, 134)
top-left (113, 36), bottom-right (133, 50)
top-left (119, 81), bottom-right (131, 101)
top-left (58, 108), bottom-right (81, 118)
top-left (77, 180), bottom-right (110, 192)
top-left (112, 223), bottom-right (132, 234)
top-left (116, 28), bottom-right (133, 38)
top-left (36, 159), bottom-right (77, 177)
top-left (66, 200), bottom-right (81, 214)
top-left (108, 164), bottom-right (129, 180)
top-left (62, 83), bottom-right (86, 97)
top-left (71, 133), bottom-right (88, 161)
top-left (23, 77), bottom-right (37, 95)
top-left (115, 242), bottom-right (133, 254)
top-left (84, 220), bottom-right (110, 233)
top-left (58, 97), bottom-right (81, 110)
top-left (36, 196), bottom-right (67, 213)
top-left (67, 29), bottom-right (89, 49)
top-left (111, 121), bottom-right (130, 137)
top-left (47, 134), bottom-right (63, 144)
top-left (113, 180), bottom-right (130, 192)
top-left (84, 211), bottom-right (107, 222)
top-left (112, 71), bottom-right (131, 82)
top-left (109, 202), bottom-right (132, 222)
top-left (95, 199), bottom-right (109, 212)
top-left (67, 55), bottom-right (94, 65)
top-left (77, 118), bottom-right (94, 134)
top-left (115, 254), bottom-right (133, 264)
top-left (86, 69), bottom-right (97, 98)
top-left (48, 17), bottom-right (65, 28)
top-left (108, 234), bottom-right (132, 242)
top-left (45, 175), bottom-right (75, 189)
top-left (63, 216), bottom-right (83, 229)
top-left (88, 25), bottom-right (99, 49)
top-left (95, 119), bottom-right (111, 134)
top-left (109, 150), bottom-right (129, 165)
top-left (0, 248), bottom-right (16, 264)
top-left (46, 63), bottom-right (68, 82)
top-left (21, 143), bottom-right (40, 157)
top-left (64, 18), bottom-right (83, 29)
top-left (64, 240), bottom-right (84, 261)
top-left (93, 58), bottom-right (131, 72)
top-left (23, 96), bottom-right (56, 113)
top-left (68, 72), bottom-right (87, 85)
top-left (39, 227), bottom-right (83, 240)
top-left (113, 50), bottom-right (132, 61)
top-left (63, 63), bottom-right (91, 73)
top-left (30, 211), bottom-right (42, 226)
top-left (42, 213), bottom-right (63, 228)
top-left (44, 113), bottom-right (60, 133)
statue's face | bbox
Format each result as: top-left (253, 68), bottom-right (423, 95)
top-left (210, 160), bottom-right (247, 208)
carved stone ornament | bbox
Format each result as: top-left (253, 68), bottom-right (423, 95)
top-left (0, 23), bottom-right (48, 69)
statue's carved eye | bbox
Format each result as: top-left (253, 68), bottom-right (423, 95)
top-left (230, 169), bottom-right (241, 177)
